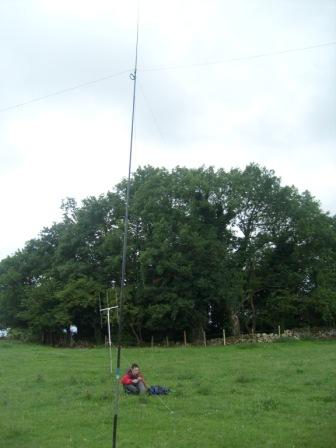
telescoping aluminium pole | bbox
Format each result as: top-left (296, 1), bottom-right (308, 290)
top-left (112, 12), bottom-right (139, 448)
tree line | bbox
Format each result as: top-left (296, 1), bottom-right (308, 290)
top-left (0, 164), bottom-right (335, 345)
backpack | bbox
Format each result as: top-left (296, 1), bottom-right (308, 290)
top-left (147, 385), bottom-right (170, 395)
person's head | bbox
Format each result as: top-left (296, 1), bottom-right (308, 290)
top-left (131, 363), bottom-right (140, 375)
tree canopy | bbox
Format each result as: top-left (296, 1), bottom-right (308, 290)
top-left (1, 164), bottom-right (335, 344)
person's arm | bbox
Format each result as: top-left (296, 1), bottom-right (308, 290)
top-left (138, 372), bottom-right (148, 387)
top-left (121, 373), bottom-right (134, 385)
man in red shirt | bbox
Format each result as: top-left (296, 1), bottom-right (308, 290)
top-left (121, 363), bottom-right (147, 395)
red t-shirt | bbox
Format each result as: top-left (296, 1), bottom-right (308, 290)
top-left (121, 369), bottom-right (146, 386)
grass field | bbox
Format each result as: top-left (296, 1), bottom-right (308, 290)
top-left (0, 339), bottom-right (335, 447)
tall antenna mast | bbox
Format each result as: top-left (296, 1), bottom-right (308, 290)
top-left (112, 6), bottom-right (140, 448)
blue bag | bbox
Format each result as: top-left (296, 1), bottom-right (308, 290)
top-left (147, 385), bottom-right (170, 395)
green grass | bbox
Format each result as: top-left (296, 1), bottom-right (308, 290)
top-left (0, 340), bottom-right (335, 447)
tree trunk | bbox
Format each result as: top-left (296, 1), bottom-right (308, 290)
top-left (250, 293), bottom-right (256, 334)
top-left (191, 325), bottom-right (204, 342)
top-left (231, 312), bottom-right (240, 337)
top-left (94, 325), bottom-right (102, 345)
top-left (129, 323), bottom-right (142, 345)
top-left (66, 325), bottom-right (72, 346)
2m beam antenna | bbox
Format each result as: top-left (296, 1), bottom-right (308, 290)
top-left (100, 305), bottom-right (118, 374)
top-left (112, 8), bottom-right (140, 448)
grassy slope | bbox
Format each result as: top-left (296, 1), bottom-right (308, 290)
top-left (0, 340), bottom-right (335, 448)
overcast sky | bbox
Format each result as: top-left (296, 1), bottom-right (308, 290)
top-left (1, 0), bottom-right (335, 261)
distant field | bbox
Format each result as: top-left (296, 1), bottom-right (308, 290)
top-left (0, 340), bottom-right (335, 447)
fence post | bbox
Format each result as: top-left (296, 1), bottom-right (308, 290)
top-left (183, 330), bottom-right (187, 348)
top-left (223, 329), bottom-right (226, 346)
top-left (151, 335), bottom-right (154, 348)
top-left (166, 336), bottom-right (169, 347)
top-left (278, 325), bottom-right (281, 337)
top-left (203, 329), bottom-right (207, 347)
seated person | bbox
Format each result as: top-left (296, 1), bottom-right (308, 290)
top-left (121, 363), bottom-right (147, 395)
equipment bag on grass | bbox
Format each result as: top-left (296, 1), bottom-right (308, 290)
top-left (147, 385), bottom-right (170, 395)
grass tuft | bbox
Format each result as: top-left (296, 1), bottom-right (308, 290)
top-left (303, 379), bottom-right (323, 386)
top-left (196, 386), bottom-right (211, 396)
top-left (0, 342), bottom-right (13, 349)
top-left (35, 373), bottom-right (45, 382)
top-left (320, 392), bottom-right (336, 403)
top-left (174, 387), bottom-right (185, 397)
top-left (235, 374), bottom-right (255, 384)
top-left (177, 373), bottom-right (195, 380)
top-left (274, 336), bottom-right (298, 343)
top-left (258, 398), bottom-right (278, 411)
top-left (83, 389), bottom-right (93, 400)
top-left (69, 376), bottom-right (79, 385)
top-left (229, 386), bottom-right (240, 394)
top-left (237, 343), bottom-right (260, 350)
top-left (138, 395), bottom-right (149, 405)
top-left (99, 391), bottom-right (112, 401)
top-left (1, 423), bottom-right (28, 440)
top-left (300, 335), bottom-right (315, 341)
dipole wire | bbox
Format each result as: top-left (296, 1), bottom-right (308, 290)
top-left (112, 6), bottom-right (140, 448)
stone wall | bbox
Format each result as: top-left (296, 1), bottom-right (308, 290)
top-left (206, 328), bottom-right (336, 346)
